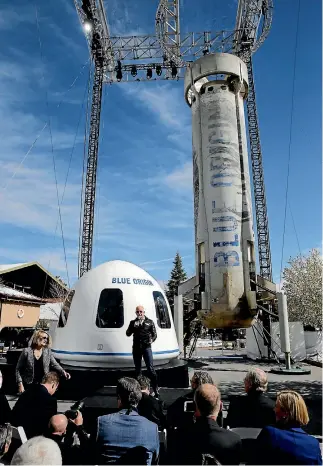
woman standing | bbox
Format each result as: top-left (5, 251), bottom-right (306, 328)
top-left (15, 330), bottom-right (70, 393)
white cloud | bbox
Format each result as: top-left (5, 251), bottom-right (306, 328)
top-left (164, 162), bottom-right (192, 190)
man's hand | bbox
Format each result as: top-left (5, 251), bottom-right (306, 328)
top-left (70, 410), bottom-right (83, 427)
top-left (18, 383), bottom-right (24, 394)
top-left (63, 371), bottom-right (71, 380)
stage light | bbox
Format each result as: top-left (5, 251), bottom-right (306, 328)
top-left (83, 21), bottom-right (92, 33)
top-left (156, 65), bottom-right (162, 76)
top-left (131, 65), bottom-right (137, 77)
top-left (147, 68), bottom-right (153, 79)
top-left (116, 60), bottom-right (122, 82)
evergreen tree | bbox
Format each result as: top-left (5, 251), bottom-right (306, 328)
top-left (166, 252), bottom-right (187, 308)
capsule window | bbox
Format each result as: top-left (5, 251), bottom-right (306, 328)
top-left (96, 289), bottom-right (124, 328)
top-left (58, 290), bottom-right (75, 328)
top-left (153, 291), bottom-right (171, 329)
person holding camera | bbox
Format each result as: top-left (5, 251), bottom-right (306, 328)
top-left (47, 409), bottom-right (89, 465)
top-left (126, 306), bottom-right (159, 397)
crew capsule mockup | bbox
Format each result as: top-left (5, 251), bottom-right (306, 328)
top-left (52, 260), bottom-right (179, 368)
top-left (184, 53), bottom-right (258, 329)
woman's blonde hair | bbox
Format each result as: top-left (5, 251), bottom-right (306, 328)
top-left (277, 390), bottom-right (309, 426)
top-left (30, 330), bottom-right (52, 349)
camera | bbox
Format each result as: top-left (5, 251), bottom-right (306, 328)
top-left (65, 400), bottom-right (84, 420)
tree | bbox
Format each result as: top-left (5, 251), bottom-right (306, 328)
top-left (282, 248), bottom-right (322, 330)
top-left (166, 252), bottom-right (187, 308)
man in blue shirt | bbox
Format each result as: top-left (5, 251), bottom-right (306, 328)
top-left (95, 377), bottom-right (160, 464)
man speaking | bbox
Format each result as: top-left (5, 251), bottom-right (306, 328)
top-left (126, 306), bottom-right (159, 397)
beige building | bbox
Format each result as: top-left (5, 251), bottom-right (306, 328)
top-left (0, 284), bottom-right (44, 330)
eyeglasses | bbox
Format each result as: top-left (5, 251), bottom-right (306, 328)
top-left (136, 311), bottom-right (143, 314)
top-left (39, 336), bottom-right (48, 342)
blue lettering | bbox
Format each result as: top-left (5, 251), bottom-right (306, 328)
top-left (112, 278), bottom-right (116, 283)
top-left (213, 234), bottom-right (239, 248)
top-left (213, 216), bottom-right (237, 232)
top-left (133, 279), bottom-right (137, 284)
top-left (214, 251), bottom-right (240, 267)
top-left (127, 278), bottom-right (130, 284)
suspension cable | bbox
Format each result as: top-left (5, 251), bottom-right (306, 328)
top-left (1, 59), bottom-right (89, 193)
top-left (40, 68), bottom-right (91, 300)
top-left (279, 0), bottom-right (301, 285)
top-left (34, 3), bottom-right (70, 287)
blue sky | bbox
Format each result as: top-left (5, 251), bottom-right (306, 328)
top-left (0, 0), bottom-right (321, 288)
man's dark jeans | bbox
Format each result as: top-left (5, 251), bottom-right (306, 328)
top-left (133, 346), bottom-right (158, 392)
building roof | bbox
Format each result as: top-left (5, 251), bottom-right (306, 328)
top-left (0, 262), bottom-right (69, 299)
top-left (0, 284), bottom-right (43, 303)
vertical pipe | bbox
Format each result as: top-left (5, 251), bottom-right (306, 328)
top-left (277, 291), bottom-right (291, 369)
top-left (174, 294), bottom-right (184, 353)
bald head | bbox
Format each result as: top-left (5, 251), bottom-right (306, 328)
top-left (48, 415), bottom-right (68, 436)
top-left (135, 306), bottom-right (145, 319)
top-left (194, 383), bottom-right (221, 418)
top-left (244, 368), bottom-right (268, 393)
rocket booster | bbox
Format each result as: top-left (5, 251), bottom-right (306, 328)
top-left (184, 53), bottom-right (257, 329)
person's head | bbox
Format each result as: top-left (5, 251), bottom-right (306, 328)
top-left (244, 368), bottom-right (268, 393)
top-left (194, 384), bottom-right (221, 419)
top-left (31, 330), bottom-right (52, 349)
top-left (117, 377), bottom-right (142, 409)
top-left (41, 372), bottom-right (60, 395)
top-left (0, 423), bottom-right (12, 458)
top-left (275, 390), bottom-right (309, 426)
top-left (137, 375), bottom-right (150, 394)
top-left (48, 415), bottom-right (68, 437)
top-left (11, 436), bottom-right (62, 465)
top-left (191, 371), bottom-right (214, 391)
top-left (135, 306), bottom-right (145, 320)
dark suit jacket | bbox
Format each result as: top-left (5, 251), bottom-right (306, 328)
top-left (138, 393), bottom-right (166, 429)
top-left (15, 347), bottom-right (64, 386)
top-left (181, 417), bottom-right (242, 465)
top-left (0, 390), bottom-right (11, 424)
top-left (252, 424), bottom-right (322, 465)
top-left (167, 390), bottom-right (223, 429)
top-left (11, 384), bottom-right (57, 439)
top-left (226, 391), bottom-right (275, 428)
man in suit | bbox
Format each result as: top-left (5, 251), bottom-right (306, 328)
top-left (181, 384), bottom-right (242, 465)
top-left (126, 306), bottom-right (158, 396)
top-left (167, 371), bottom-right (223, 429)
top-left (137, 375), bottom-right (166, 429)
top-left (95, 377), bottom-right (159, 464)
top-left (226, 368), bottom-right (275, 428)
top-left (11, 372), bottom-right (59, 439)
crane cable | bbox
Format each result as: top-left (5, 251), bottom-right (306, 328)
top-left (0, 59), bottom-right (90, 193)
top-left (279, 0), bottom-right (301, 287)
top-left (40, 67), bottom-right (91, 300)
top-left (34, 3), bottom-right (70, 287)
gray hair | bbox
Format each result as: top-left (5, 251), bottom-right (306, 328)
top-left (244, 368), bottom-right (268, 392)
top-left (11, 436), bottom-right (62, 465)
top-left (0, 424), bottom-right (12, 458)
top-left (191, 371), bottom-right (214, 387)
top-left (117, 377), bottom-right (142, 408)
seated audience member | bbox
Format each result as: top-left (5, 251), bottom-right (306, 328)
top-left (0, 424), bottom-right (12, 465)
top-left (47, 412), bottom-right (89, 465)
top-left (168, 371), bottom-right (223, 428)
top-left (180, 384), bottom-right (242, 465)
top-left (226, 368), bottom-right (275, 428)
top-left (252, 390), bottom-right (322, 465)
top-left (0, 373), bottom-right (11, 425)
top-left (11, 436), bottom-right (62, 465)
top-left (95, 377), bottom-right (159, 464)
top-left (137, 376), bottom-right (167, 429)
top-left (11, 372), bottom-right (59, 439)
